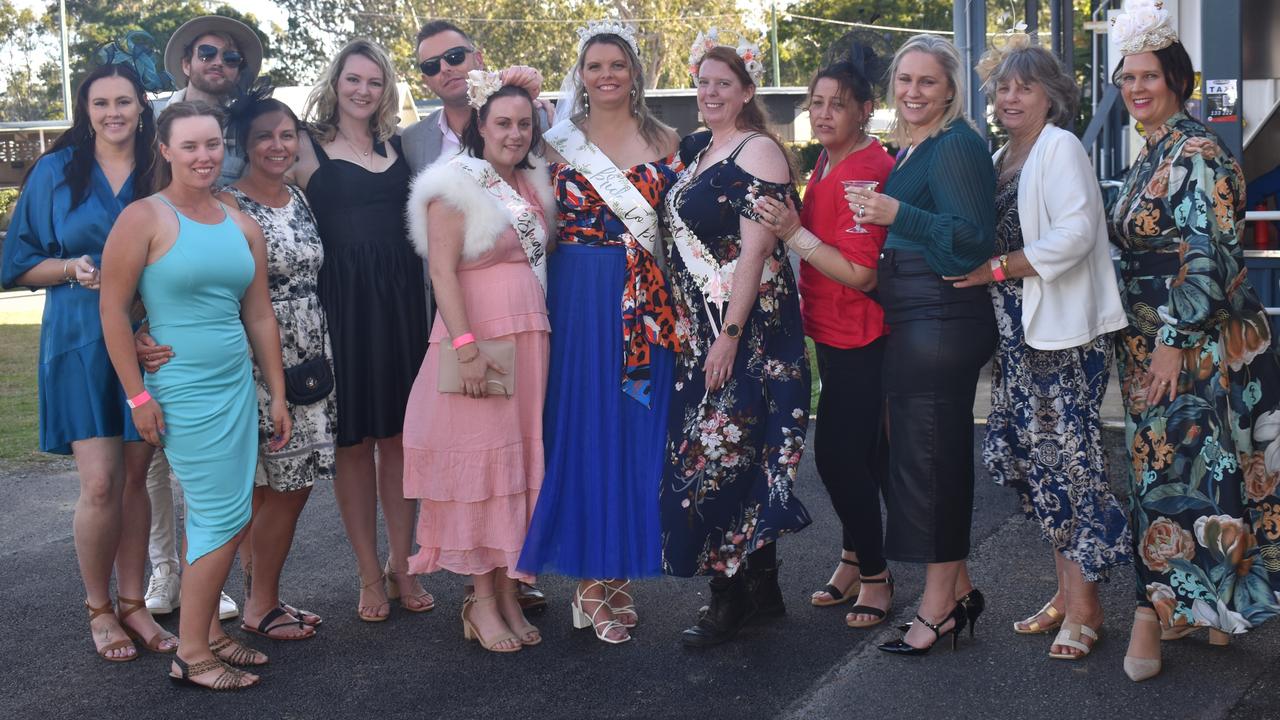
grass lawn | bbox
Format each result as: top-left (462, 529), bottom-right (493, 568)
top-left (0, 324), bottom-right (48, 462)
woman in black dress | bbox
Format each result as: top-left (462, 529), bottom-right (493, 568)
top-left (294, 39), bottom-right (433, 622)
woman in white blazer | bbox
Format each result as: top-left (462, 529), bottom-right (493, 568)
top-left (949, 41), bottom-right (1130, 661)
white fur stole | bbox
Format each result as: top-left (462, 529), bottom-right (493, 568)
top-left (406, 153), bottom-right (556, 261)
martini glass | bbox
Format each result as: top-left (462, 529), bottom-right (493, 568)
top-left (843, 179), bottom-right (879, 233)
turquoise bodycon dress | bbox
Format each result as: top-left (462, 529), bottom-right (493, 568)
top-left (140, 197), bottom-right (257, 564)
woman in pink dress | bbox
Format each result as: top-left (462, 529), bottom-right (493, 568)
top-left (402, 73), bottom-right (554, 653)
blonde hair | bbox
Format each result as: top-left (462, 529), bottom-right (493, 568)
top-left (885, 34), bottom-right (968, 147)
top-left (304, 38), bottom-right (400, 144)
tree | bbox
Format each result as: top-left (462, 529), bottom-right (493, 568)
top-left (0, 0), bottom-right (62, 121)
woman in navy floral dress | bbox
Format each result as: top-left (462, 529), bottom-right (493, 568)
top-left (660, 43), bottom-right (811, 648)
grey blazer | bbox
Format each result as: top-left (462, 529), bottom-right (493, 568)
top-left (401, 109), bottom-right (446, 321)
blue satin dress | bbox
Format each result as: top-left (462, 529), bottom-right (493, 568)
top-left (140, 197), bottom-right (257, 563)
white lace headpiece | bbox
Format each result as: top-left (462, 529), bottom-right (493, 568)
top-left (688, 28), bottom-right (766, 85)
top-left (577, 20), bottom-right (639, 56)
top-left (1110, 0), bottom-right (1178, 56)
top-left (465, 69), bottom-right (503, 110)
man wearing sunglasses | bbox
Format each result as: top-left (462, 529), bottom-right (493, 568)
top-left (139, 15), bottom-right (265, 626)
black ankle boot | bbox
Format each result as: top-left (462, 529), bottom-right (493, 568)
top-left (682, 575), bottom-right (751, 648)
top-left (744, 564), bottom-right (786, 621)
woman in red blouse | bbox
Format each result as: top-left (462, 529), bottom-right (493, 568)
top-left (757, 58), bottom-right (896, 628)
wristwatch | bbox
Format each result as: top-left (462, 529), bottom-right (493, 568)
top-left (724, 323), bottom-right (742, 339)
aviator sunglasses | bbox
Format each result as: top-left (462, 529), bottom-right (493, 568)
top-left (419, 46), bottom-right (473, 77)
top-left (196, 44), bottom-right (244, 67)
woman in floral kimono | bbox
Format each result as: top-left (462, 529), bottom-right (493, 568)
top-left (660, 38), bottom-right (811, 648)
top-left (1108, 0), bottom-right (1280, 682)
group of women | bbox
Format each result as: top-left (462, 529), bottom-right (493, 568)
top-left (5, 0), bottom-right (1280, 691)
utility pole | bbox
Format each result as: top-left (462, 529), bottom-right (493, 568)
top-left (58, 0), bottom-right (72, 120)
top-left (770, 2), bottom-right (780, 87)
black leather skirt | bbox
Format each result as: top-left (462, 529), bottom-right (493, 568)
top-left (877, 249), bottom-right (996, 563)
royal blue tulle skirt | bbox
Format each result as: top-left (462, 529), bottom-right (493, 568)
top-left (517, 243), bottom-right (673, 579)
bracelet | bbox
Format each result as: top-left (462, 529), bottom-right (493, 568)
top-left (451, 333), bottom-right (476, 350)
top-left (998, 253), bottom-right (1011, 277)
top-left (126, 390), bottom-right (152, 409)
top-left (990, 257), bottom-right (1007, 282)
top-left (62, 259), bottom-right (76, 286)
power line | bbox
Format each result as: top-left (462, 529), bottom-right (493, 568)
top-left (353, 12), bottom-right (740, 24)
top-left (783, 13), bottom-right (954, 36)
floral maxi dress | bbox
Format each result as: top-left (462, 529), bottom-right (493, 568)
top-left (659, 133), bottom-right (812, 577)
top-left (1112, 111), bottom-right (1280, 634)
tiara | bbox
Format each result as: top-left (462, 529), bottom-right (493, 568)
top-left (975, 21), bottom-right (1033, 83)
top-left (1110, 0), bottom-right (1178, 56)
top-left (577, 20), bottom-right (639, 56)
top-left (688, 28), bottom-right (766, 85)
top-left (466, 69), bottom-right (503, 110)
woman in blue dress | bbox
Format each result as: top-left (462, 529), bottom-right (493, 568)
top-left (1, 63), bottom-right (177, 663)
top-left (517, 25), bottom-right (680, 645)
top-left (101, 101), bottom-right (291, 691)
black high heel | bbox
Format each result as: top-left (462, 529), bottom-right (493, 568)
top-left (958, 587), bottom-right (985, 638)
top-left (878, 604), bottom-right (967, 656)
top-left (897, 587), bottom-right (985, 635)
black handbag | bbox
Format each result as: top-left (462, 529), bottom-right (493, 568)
top-left (284, 357), bottom-right (333, 405)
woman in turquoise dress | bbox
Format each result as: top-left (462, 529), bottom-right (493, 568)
top-left (101, 101), bottom-right (291, 691)
top-left (1107, 17), bottom-right (1280, 681)
top-left (1, 63), bottom-right (177, 663)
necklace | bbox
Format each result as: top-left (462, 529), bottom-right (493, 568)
top-left (336, 128), bottom-right (373, 168)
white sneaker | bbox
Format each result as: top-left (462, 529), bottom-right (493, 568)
top-left (145, 565), bottom-right (181, 615)
top-left (219, 591), bottom-right (240, 621)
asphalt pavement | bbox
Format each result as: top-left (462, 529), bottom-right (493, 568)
top-left (2, 422), bottom-right (1278, 720)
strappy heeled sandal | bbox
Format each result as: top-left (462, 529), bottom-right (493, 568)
top-left (603, 580), bottom-right (637, 628)
top-left (1013, 599), bottom-right (1064, 635)
top-left (85, 599), bottom-right (136, 662)
top-left (572, 580), bottom-right (630, 645)
top-left (116, 596), bottom-right (177, 653)
top-left (845, 573), bottom-right (894, 628)
top-left (357, 572), bottom-right (390, 622)
top-left (169, 656), bottom-right (258, 691)
top-left (240, 605), bottom-right (315, 641)
top-left (811, 557), bottom-right (861, 607)
top-left (385, 560), bottom-right (435, 613)
top-left (461, 595), bottom-right (522, 653)
top-left (498, 589), bottom-right (542, 645)
top-left (209, 635), bottom-right (268, 666)
top-left (1049, 622), bottom-right (1099, 660)
top-left (1124, 608), bottom-right (1162, 682)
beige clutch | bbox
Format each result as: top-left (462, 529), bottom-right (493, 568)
top-left (437, 338), bottom-right (516, 398)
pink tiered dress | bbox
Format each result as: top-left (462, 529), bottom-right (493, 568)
top-left (403, 176), bottom-right (550, 581)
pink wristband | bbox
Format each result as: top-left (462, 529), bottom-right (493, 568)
top-left (451, 333), bottom-right (477, 350)
top-left (990, 258), bottom-right (1007, 282)
top-left (127, 390), bottom-right (152, 409)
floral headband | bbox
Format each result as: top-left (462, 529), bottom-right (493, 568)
top-left (974, 21), bottom-right (1033, 83)
top-left (1110, 0), bottom-right (1178, 56)
top-left (577, 20), bottom-right (639, 56)
top-left (688, 28), bottom-right (766, 85)
top-left (466, 69), bottom-right (504, 110)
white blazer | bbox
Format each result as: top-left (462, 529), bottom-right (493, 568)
top-left (994, 124), bottom-right (1127, 350)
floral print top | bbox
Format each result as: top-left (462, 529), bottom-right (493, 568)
top-left (552, 160), bottom-right (681, 405)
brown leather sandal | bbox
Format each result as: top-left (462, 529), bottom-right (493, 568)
top-left (209, 635), bottom-right (268, 666)
top-left (86, 599), bottom-right (136, 662)
top-left (169, 656), bottom-right (258, 691)
top-left (116, 596), bottom-right (177, 653)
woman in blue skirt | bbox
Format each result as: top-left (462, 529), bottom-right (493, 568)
top-left (517, 23), bottom-right (680, 645)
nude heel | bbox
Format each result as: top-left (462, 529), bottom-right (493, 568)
top-left (1208, 629), bottom-right (1231, 646)
top-left (1124, 608), bottom-right (1162, 682)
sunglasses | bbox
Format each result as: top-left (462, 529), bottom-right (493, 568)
top-left (196, 44), bottom-right (244, 68)
top-left (419, 46), bottom-right (473, 77)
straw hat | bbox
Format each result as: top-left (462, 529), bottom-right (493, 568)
top-left (164, 15), bottom-right (263, 90)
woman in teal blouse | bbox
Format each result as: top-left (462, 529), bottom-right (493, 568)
top-left (1, 64), bottom-right (176, 662)
top-left (846, 34), bottom-right (996, 655)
